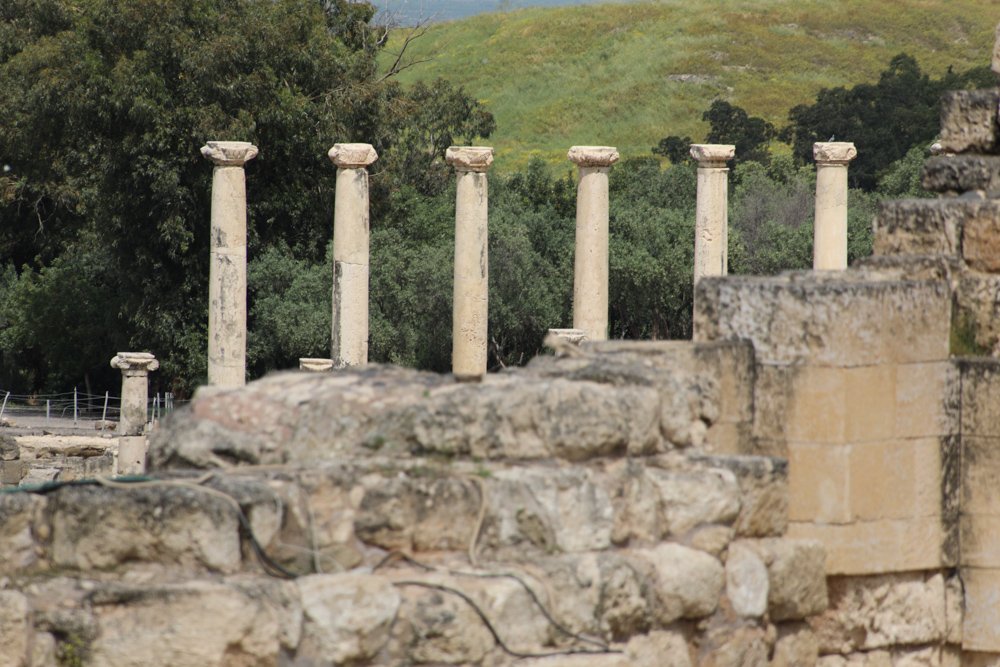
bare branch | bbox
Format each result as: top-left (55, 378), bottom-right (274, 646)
top-left (378, 19), bottom-right (433, 82)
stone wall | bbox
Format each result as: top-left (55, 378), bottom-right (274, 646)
top-left (0, 344), bottom-right (826, 666)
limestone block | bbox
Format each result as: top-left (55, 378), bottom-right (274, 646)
top-left (959, 359), bottom-right (1000, 437)
top-left (772, 623), bottom-right (819, 667)
top-left (297, 573), bottom-right (398, 663)
top-left (694, 275), bottom-right (951, 367)
top-left (939, 89), bottom-right (1000, 154)
top-left (353, 473), bottom-right (481, 553)
top-left (0, 590), bottom-right (30, 667)
top-left (48, 484), bottom-right (243, 574)
top-left (849, 438), bottom-right (943, 522)
top-left (787, 442), bottom-right (850, 524)
top-left (1, 434), bottom-right (19, 460)
top-left (625, 631), bottom-right (693, 667)
top-left (630, 543), bottom-right (724, 623)
top-left (479, 467), bottom-right (614, 555)
top-left (0, 459), bottom-right (26, 485)
top-left (963, 206), bottom-right (1000, 274)
top-left (0, 492), bottom-right (47, 573)
top-left (265, 474), bottom-right (361, 574)
top-left (818, 647), bottom-right (950, 666)
top-left (961, 568), bottom-right (1000, 652)
top-left (328, 142), bottom-right (378, 169)
top-left (696, 625), bottom-right (770, 667)
top-left (961, 651), bottom-right (1000, 667)
top-left (788, 517), bottom-right (945, 575)
top-left (743, 538), bottom-right (827, 621)
top-left (810, 573), bottom-right (947, 654)
top-left (89, 579), bottom-right (298, 667)
top-left (960, 435), bottom-right (1000, 518)
top-left (955, 273), bottom-right (1000, 353)
top-left (695, 455), bottom-right (788, 537)
top-left (649, 466), bottom-right (741, 536)
top-left (921, 155), bottom-right (1000, 194)
top-left (873, 199), bottom-right (967, 258)
top-left (895, 362), bottom-right (960, 439)
top-left (962, 506), bottom-right (1000, 569)
top-left (725, 541), bottom-right (769, 617)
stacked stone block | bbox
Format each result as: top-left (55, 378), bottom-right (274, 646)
top-left (0, 346), bottom-right (827, 666)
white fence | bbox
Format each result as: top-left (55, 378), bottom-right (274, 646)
top-left (0, 388), bottom-right (183, 427)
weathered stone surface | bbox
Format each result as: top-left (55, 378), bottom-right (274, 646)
top-left (89, 580), bottom-right (297, 667)
top-left (0, 590), bottom-right (30, 667)
top-left (47, 483), bottom-right (243, 574)
top-left (922, 155), bottom-right (1000, 194)
top-left (690, 144), bottom-right (735, 164)
top-left (810, 573), bottom-right (946, 653)
top-left (817, 646), bottom-right (949, 666)
top-left (0, 492), bottom-right (48, 572)
top-left (772, 622), bottom-right (819, 667)
top-left (625, 630), bottom-right (693, 667)
top-left (297, 573), bottom-right (398, 664)
top-left (568, 145), bottom-right (620, 167)
top-left (389, 577), bottom-right (496, 663)
top-left (631, 543), bottom-right (724, 623)
top-left (152, 354), bottom-right (725, 469)
top-left (872, 198), bottom-right (985, 259)
top-left (1, 434), bottom-right (19, 460)
top-left (694, 273), bottom-right (951, 367)
top-left (939, 89), bottom-right (1000, 154)
top-left (726, 541), bottom-right (769, 617)
top-left (445, 145), bottom-right (494, 172)
top-left (745, 538), bottom-right (827, 621)
top-left (955, 272), bottom-right (1000, 353)
top-left (697, 624), bottom-right (770, 667)
top-left (696, 455), bottom-right (788, 537)
top-left (814, 142), bottom-right (858, 164)
top-left (328, 142), bottom-right (378, 168)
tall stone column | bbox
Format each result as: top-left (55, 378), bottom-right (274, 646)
top-left (201, 141), bottom-right (258, 388)
top-left (329, 143), bottom-right (378, 367)
top-left (813, 142), bottom-right (857, 271)
top-left (446, 146), bottom-right (494, 379)
top-left (568, 146), bottom-right (619, 342)
top-left (110, 353), bottom-right (158, 436)
top-left (691, 144), bottom-right (735, 283)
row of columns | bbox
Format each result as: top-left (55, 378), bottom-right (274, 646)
top-left (201, 138), bottom-right (858, 385)
top-left (691, 141), bottom-right (858, 282)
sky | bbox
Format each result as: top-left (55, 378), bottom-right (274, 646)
top-left (373, 0), bottom-right (632, 24)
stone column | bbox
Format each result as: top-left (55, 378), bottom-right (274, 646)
top-left (110, 352), bottom-right (158, 436)
top-left (568, 146), bottom-right (619, 342)
top-left (328, 143), bottom-right (378, 367)
top-left (446, 146), bottom-right (494, 379)
top-left (813, 142), bottom-right (857, 271)
top-left (201, 140), bottom-right (258, 388)
top-left (691, 144), bottom-right (735, 283)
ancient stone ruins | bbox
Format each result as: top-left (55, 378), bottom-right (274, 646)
top-left (1, 27), bottom-right (1000, 667)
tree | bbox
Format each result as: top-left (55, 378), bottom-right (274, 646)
top-left (0, 0), bottom-right (493, 394)
top-left (651, 135), bottom-right (693, 165)
top-left (702, 100), bottom-right (776, 166)
top-left (781, 54), bottom-right (992, 191)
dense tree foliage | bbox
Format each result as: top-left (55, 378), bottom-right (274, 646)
top-left (0, 21), bottom-right (969, 397)
top-left (781, 54), bottom-right (994, 190)
top-left (0, 0), bottom-right (492, 394)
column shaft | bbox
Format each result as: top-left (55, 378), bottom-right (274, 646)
top-left (202, 141), bottom-right (257, 388)
top-left (332, 167), bottom-right (371, 367)
top-left (690, 144), bottom-right (735, 285)
top-left (119, 371), bottom-right (148, 436)
top-left (812, 142), bottom-right (857, 271)
top-left (568, 146), bottom-right (618, 342)
top-left (208, 164), bottom-right (248, 387)
top-left (452, 170), bottom-right (490, 378)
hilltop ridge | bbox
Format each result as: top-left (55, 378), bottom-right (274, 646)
top-left (383, 0), bottom-right (997, 168)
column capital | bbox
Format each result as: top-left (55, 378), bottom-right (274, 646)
top-left (446, 146), bottom-right (494, 173)
top-left (568, 146), bottom-right (620, 168)
top-left (813, 142), bottom-right (857, 164)
top-left (201, 141), bottom-right (259, 166)
top-left (690, 144), bottom-right (735, 166)
top-left (111, 352), bottom-right (159, 373)
top-left (328, 143), bottom-right (378, 169)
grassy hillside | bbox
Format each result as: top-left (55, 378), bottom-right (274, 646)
top-left (381, 0), bottom-right (997, 169)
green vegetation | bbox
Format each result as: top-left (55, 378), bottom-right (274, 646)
top-left (383, 0), bottom-right (997, 167)
top-left (0, 0), bottom-right (986, 396)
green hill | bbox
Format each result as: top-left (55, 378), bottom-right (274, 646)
top-left (382, 0), bottom-right (997, 169)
